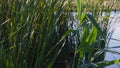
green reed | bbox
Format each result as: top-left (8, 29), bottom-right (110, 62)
top-left (0, 0), bottom-right (120, 68)
top-left (75, 0), bottom-right (120, 68)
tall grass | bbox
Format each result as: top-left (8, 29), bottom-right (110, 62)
top-left (0, 0), bottom-right (120, 68)
top-left (0, 0), bottom-right (71, 68)
top-left (75, 0), bottom-right (120, 68)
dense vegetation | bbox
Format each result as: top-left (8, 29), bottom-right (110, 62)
top-left (0, 0), bottom-right (120, 68)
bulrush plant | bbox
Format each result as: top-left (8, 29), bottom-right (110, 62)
top-left (74, 0), bottom-right (120, 68)
top-left (0, 0), bottom-right (73, 68)
top-left (0, 0), bottom-right (120, 68)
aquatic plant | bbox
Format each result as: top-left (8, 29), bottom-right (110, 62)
top-left (0, 0), bottom-right (120, 68)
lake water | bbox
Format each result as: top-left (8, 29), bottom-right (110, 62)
top-left (68, 11), bottom-right (120, 68)
top-left (104, 11), bottom-right (120, 68)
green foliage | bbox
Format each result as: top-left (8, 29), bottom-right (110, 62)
top-left (0, 0), bottom-right (120, 68)
top-left (0, 0), bottom-right (71, 68)
top-left (75, 0), bottom-right (120, 68)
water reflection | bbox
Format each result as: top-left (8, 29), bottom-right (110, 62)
top-left (105, 11), bottom-right (120, 68)
top-left (68, 11), bottom-right (120, 68)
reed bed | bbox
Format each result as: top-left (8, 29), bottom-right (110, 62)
top-left (0, 0), bottom-right (120, 68)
